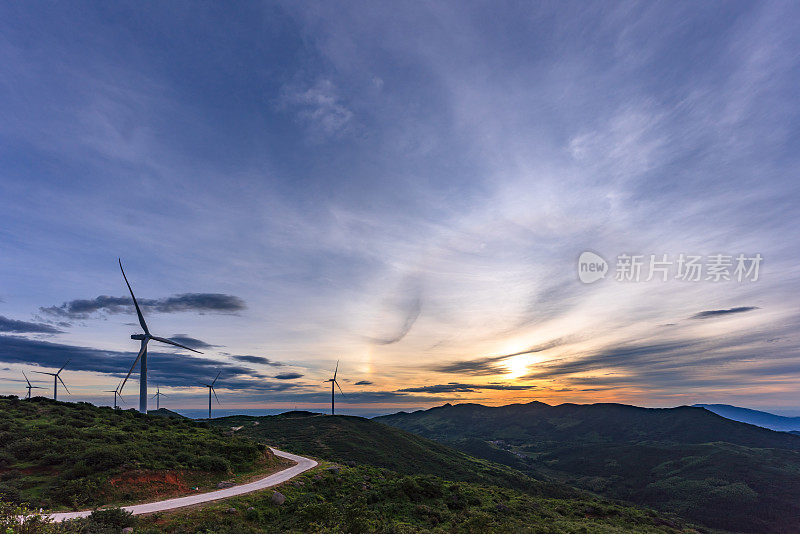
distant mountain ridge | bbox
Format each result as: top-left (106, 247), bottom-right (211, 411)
top-left (376, 401), bottom-right (800, 533)
top-left (693, 403), bottom-right (800, 432)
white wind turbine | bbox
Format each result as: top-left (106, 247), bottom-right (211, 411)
top-left (200, 371), bottom-right (221, 419)
top-left (151, 384), bottom-right (167, 410)
top-left (33, 360), bottom-right (70, 401)
top-left (118, 259), bottom-right (203, 413)
top-left (102, 381), bottom-right (125, 410)
top-left (324, 360), bottom-right (344, 415)
top-left (22, 371), bottom-right (45, 399)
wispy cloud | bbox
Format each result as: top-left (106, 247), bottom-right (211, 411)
top-left (40, 293), bottom-right (245, 320)
top-left (227, 354), bottom-right (284, 367)
top-left (691, 307), bottom-right (759, 319)
top-left (274, 372), bottom-right (304, 380)
top-left (398, 382), bottom-right (537, 393)
top-left (0, 315), bottom-right (62, 334)
top-left (279, 79), bottom-right (353, 138)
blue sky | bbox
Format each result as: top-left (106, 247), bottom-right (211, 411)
top-left (1, 2), bottom-right (799, 414)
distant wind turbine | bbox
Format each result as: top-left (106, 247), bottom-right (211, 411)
top-left (324, 361), bottom-right (344, 415)
top-left (151, 384), bottom-right (167, 410)
top-left (33, 360), bottom-right (70, 401)
top-left (103, 381), bottom-right (125, 410)
top-left (201, 371), bottom-right (221, 419)
top-left (118, 259), bottom-right (203, 413)
top-left (22, 371), bottom-right (45, 399)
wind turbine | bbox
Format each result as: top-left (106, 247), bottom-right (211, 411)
top-left (201, 371), bottom-right (221, 419)
top-left (33, 360), bottom-right (70, 401)
top-left (324, 361), bottom-right (344, 415)
top-left (103, 381), bottom-right (125, 410)
top-left (151, 384), bottom-right (167, 410)
top-left (118, 259), bottom-right (203, 413)
top-left (22, 371), bottom-right (45, 399)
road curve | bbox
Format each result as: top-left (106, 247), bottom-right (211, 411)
top-left (47, 448), bottom-right (317, 522)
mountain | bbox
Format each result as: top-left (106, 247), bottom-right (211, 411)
top-left (210, 411), bottom-right (563, 495)
top-left (694, 403), bottom-right (800, 432)
top-left (0, 396), bottom-right (276, 510)
top-left (4, 401), bottom-right (700, 533)
top-left (376, 401), bottom-right (800, 533)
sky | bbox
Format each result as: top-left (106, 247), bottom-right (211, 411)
top-left (1, 2), bottom-right (799, 416)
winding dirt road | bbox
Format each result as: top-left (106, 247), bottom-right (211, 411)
top-left (47, 448), bottom-right (317, 522)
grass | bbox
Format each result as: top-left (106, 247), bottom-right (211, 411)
top-left (0, 396), bottom-right (280, 510)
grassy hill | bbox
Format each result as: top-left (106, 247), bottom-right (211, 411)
top-left (211, 410), bottom-right (569, 495)
top-left (6, 466), bottom-right (701, 534)
top-left (376, 401), bottom-right (800, 533)
top-left (0, 396), bottom-right (279, 510)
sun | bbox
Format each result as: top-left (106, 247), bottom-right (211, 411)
top-left (504, 354), bottom-right (531, 379)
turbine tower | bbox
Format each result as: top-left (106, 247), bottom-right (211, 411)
top-left (33, 360), bottom-right (70, 401)
top-left (201, 371), bottom-right (221, 419)
top-left (22, 371), bottom-right (44, 399)
top-left (151, 384), bottom-right (167, 410)
top-left (103, 381), bottom-right (125, 409)
top-left (118, 259), bottom-right (203, 413)
top-left (324, 361), bottom-right (344, 415)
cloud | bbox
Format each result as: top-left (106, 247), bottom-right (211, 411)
top-left (168, 335), bottom-right (218, 350)
top-left (691, 306), bottom-right (759, 319)
top-left (279, 79), bottom-right (353, 138)
top-left (0, 335), bottom-right (298, 392)
top-left (40, 293), bottom-right (246, 319)
top-left (274, 372), bottom-right (304, 380)
top-left (227, 354), bottom-right (284, 367)
top-left (432, 340), bottom-right (565, 375)
top-left (354, 380), bottom-right (373, 385)
top-left (398, 382), bottom-right (537, 393)
top-left (0, 315), bottom-right (62, 334)
top-left (367, 295), bottom-right (422, 345)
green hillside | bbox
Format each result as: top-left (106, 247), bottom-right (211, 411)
top-left (0, 396), bottom-right (278, 510)
top-left (212, 411), bottom-right (583, 497)
top-left (6, 465), bottom-right (700, 534)
top-left (376, 402), bottom-right (800, 533)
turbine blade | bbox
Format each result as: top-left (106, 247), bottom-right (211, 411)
top-left (58, 375), bottom-right (70, 395)
top-left (22, 371), bottom-right (32, 387)
top-left (119, 258), bottom-right (150, 335)
top-left (211, 370), bottom-right (221, 386)
top-left (334, 360), bottom-right (339, 380)
top-left (120, 339), bottom-right (147, 393)
top-left (32, 371), bottom-right (55, 376)
top-left (212, 387), bottom-right (221, 405)
top-left (151, 336), bottom-right (202, 354)
top-left (57, 359), bottom-right (71, 374)
top-left (335, 379), bottom-right (344, 396)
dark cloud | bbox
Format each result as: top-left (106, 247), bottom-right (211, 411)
top-left (0, 315), bottom-right (62, 334)
top-left (168, 335), bottom-right (218, 350)
top-left (354, 380), bottom-right (373, 385)
top-left (274, 372), bottom-right (303, 380)
top-left (228, 354), bottom-right (284, 366)
top-left (432, 339), bottom-right (565, 375)
top-left (40, 293), bottom-right (245, 319)
top-left (0, 335), bottom-right (298, 392)
top-left (398, 382), bottom-right (537, 393)
top-left (691, 306), bottom-right (759, 319)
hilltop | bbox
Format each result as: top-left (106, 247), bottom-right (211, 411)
top-left (694, 403), bottom-right (800, 432)
top-left (0, 396), bottom-right (281, 510)
top-left (1, 401), bottom-right (702, 533)
top-left (377, 401), bottom-right (800, 533)
top-left (211, 411), bottom-right (561, 494)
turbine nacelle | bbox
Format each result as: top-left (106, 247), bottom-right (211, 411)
top-left (131, 333), bottom-right (148, 340)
